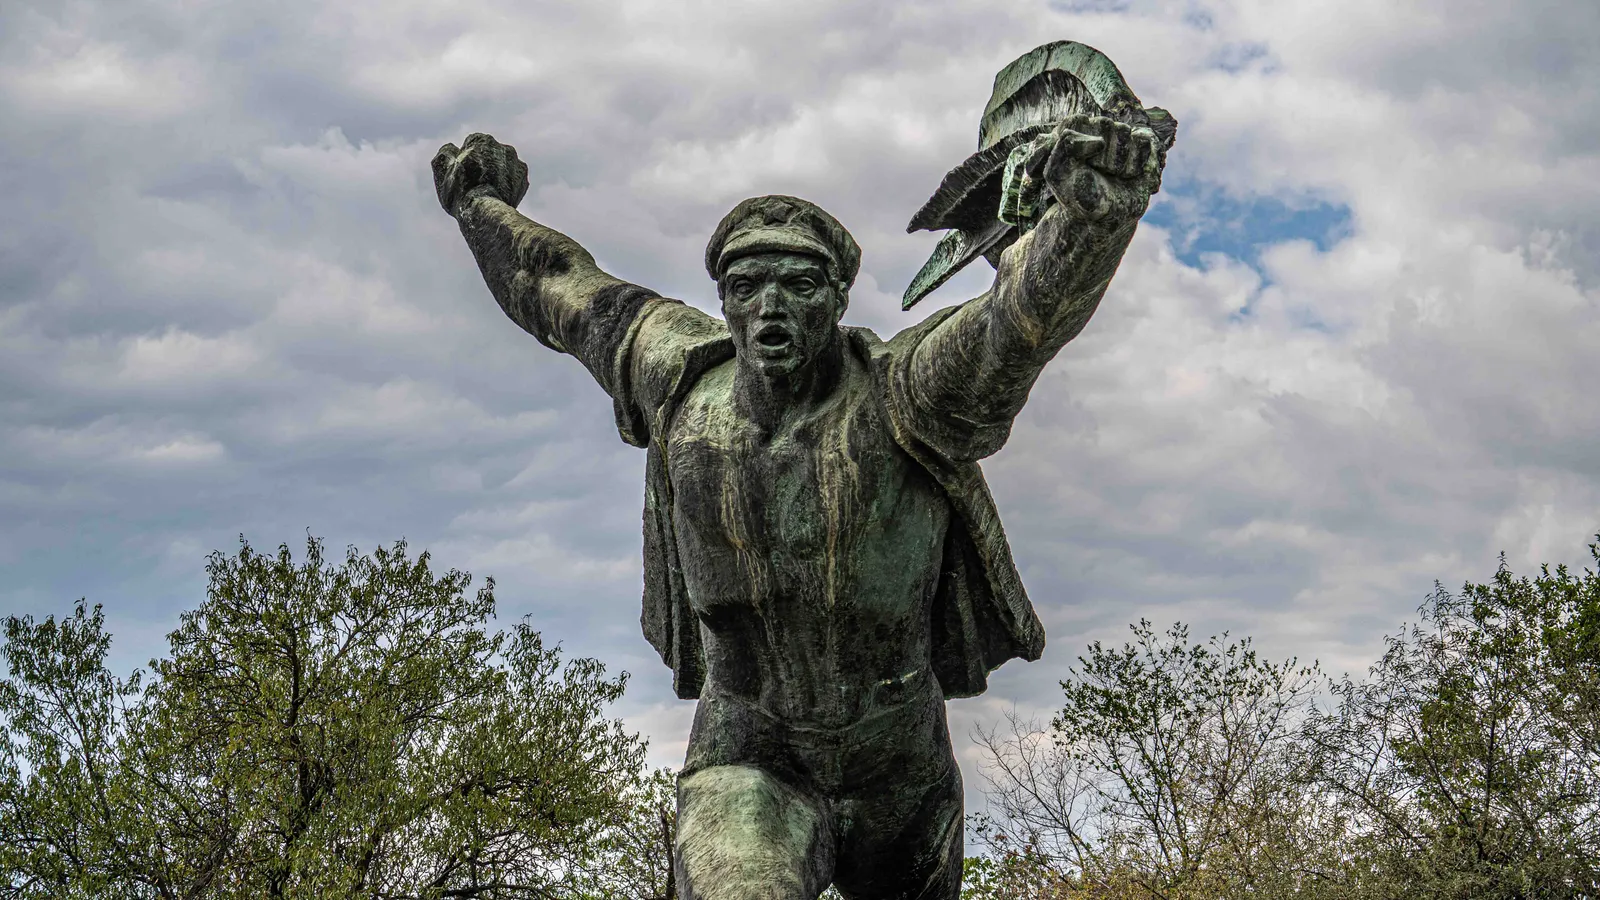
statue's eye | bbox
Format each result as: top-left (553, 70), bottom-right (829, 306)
top-left (788, 278), bottom-right (816, 296)
top-left (730, 280), bottom-right (756, 299)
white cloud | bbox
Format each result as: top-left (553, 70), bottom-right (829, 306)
top-left (12, 420), bottom-right (227, 469)
top-left (1, 38), bottom-right (202, 117)
top-left (1, 0), bottom-right (1596, 826)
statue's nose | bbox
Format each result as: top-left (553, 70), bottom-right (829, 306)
top-left (755, 283), bottom-right (789, 317)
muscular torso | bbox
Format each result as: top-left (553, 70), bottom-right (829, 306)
top-left (666, 348), bottom-right (951, 728)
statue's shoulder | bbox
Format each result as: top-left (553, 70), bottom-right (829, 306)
top-left (842, 305), bottom-right (963, 370)
top-left (633, 300), bottom-right (732, 374)
top-left (674, 357), bottom-right (737, 422)
top-left (615, 299), bottom-right (734, 448)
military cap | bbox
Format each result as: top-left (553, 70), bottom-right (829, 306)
top-left (706, 195), bottom-right (862, 289)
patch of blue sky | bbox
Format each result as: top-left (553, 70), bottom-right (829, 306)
top-left (1183, 5), bottom-right (1215, 31)
top-left (1207, 41), bottom-right (1271, 74)
top-left (1144, 179), bottom-right (1353, 276)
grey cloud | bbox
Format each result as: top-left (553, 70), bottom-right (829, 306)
top-left (2, 0), bottom-right (1597, 811)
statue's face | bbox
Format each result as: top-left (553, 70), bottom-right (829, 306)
top-left (720, 252), bottom-right (844, 378)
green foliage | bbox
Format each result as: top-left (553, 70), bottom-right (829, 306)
top-left (1308, 541), bottom-right (1600, 898)
top-left (0, 602), bottom-right (144, 898)
top-left (9, 533), bottom-right (1600, 900)
top-left (0, 535), bottom-right (663, 900)
top-left (972, 536), bottom-right (1600, 899)
top-left (961, 847), bottom-right (1078, 899)
top-left (567, 766), bottom-right (679, 900)
top-left (972, 621), bottom-right (1334, 900)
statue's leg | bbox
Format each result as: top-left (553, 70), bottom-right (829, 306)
top-left (830, 765), bottom-right (963, 900)
top-left (676, 764), bottom-right (834, 900)
top-left (830, 690), bottom-right (964, 900)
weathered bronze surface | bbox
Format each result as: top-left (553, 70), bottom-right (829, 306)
top-left (430, 40), bottom-right (1173, 900)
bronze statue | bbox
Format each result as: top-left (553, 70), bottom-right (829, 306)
top-left (431, 40), bottom-right (1174, 900)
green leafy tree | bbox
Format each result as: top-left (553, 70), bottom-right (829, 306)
top-left (1307, 539), bottom-right (1600, 899)
top-left (567, 767), bottom-right (678, 900)
top-left (0, 602), bottom-right (149, 898)
top-left (966, 536), bottom-right (1600, 899)
top-left (971, 621), bottom-right (1340, 900)
top-left (1, 535), bottom-right (659, 900)
top-left (960, 847), bottom-right (1081, 899)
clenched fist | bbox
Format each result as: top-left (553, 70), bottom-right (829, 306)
top-left (1007, 114), bottom-right (1162, 224)
top-left (432, 133), bottom-right (530, 217)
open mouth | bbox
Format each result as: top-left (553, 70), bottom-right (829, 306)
top-left (755, 324), bottom-right (793, 350)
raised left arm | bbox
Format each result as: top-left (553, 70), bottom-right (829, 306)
top-left (897, 115), bottom-right (1161, 462)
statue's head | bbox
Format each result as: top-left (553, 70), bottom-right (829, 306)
top-left (705, 196), bottom-right (861, 378)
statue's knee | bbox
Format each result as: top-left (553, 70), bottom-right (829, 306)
top-left (675, 766), bottom-right (830, 900)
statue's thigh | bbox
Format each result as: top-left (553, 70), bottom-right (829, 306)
top-left (676, 765), bottom-right (834, 900)
top-left (832, 760), bottom-right (963, 900)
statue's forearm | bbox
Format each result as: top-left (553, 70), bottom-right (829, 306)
top-left (903, 204), bottom-right (1139, 460)
top-left (454, 190), bottom-right (616, 348)
top-left (454, 190), bottom-right (657, 394)
top-left (996, 201), bottom-right (1139, 351)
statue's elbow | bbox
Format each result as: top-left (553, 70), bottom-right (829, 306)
top-left (928, 416), bottom-right (1017, 464)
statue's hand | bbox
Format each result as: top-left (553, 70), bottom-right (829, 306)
top-left (432, 133), bottom-right (531, 217)
top-left (1039, 114), bottom-right (1162, 223)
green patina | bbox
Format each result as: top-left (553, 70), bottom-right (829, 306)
top-left (429, 40), bottom-right (1174, 900)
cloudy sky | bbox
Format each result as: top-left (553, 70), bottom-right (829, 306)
top-left (3, 0), bottom-right (1598, 804)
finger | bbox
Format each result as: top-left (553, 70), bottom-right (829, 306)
top-left (1057, 131), bottom-right (1105, 162)
top-left (1023, 134), bottom-right (1054, 179)
top-left (1102, 121), bottom-right (1134, 178)
top-left (1111, 123), bottom-right (1138, 179)
top-left (432, 143), bottom-right (463, 211)
top-left (456, 148), bottom-right (484, 185)
top-left (1051, 114), bottom-right (1101, 148)
top-left (508, 158), bottom-right (531, 207)
top-left (1042, 132), bottom-right (1103, 217)
top-left (1130, 128), bottom-right (1155, 181)
top-left (1067, 116), bottom-right (1101, 170)
top-left (1132, 127), bottom-right (1158, 179)
top-left (500, 143), bottom-right (528, 203)
top-left (1067, 166), bottom-right (1109, 220)
top-left (1084, 114), bottom-right (1114, 141)
top-left (432, 143), bottom-right (460, 176)
top-left (1056, 112), bottom-right (1097, 135)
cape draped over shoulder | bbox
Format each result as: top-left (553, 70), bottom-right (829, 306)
top-left (609, 298), bottom-right (1045, 701)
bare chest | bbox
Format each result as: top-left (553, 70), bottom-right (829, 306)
top-left (669, 383), bottom-right (893, 555)
top-left (664, 365), bottom-right (948, 613)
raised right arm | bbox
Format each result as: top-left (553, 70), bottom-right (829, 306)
top-left (434, 134), bottom-right (660, 396)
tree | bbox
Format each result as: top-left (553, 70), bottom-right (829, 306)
top-left (1, 535), bottom-right (659, 900)
top-left (0, 601), bottom-right (147, 899)
top-left (966, 537), bottom-right (1600, 899)
top-left (568, 767), bottom-right (679, 900)
top-left (971, 620), bottom-right (1340, 900)
top-left (1307, 539), bottom-right (1600, 899)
